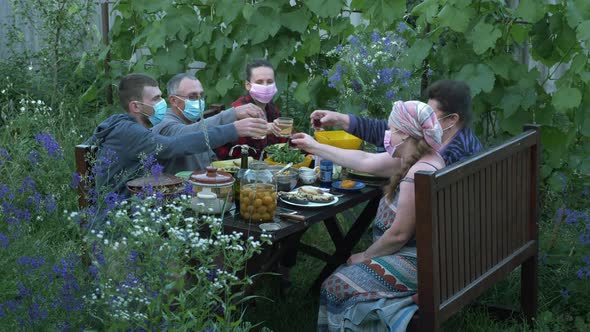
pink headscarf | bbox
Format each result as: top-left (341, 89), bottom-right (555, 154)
top-left (388, 100), bottom-right (442, 150)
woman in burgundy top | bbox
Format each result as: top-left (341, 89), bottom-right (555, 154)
top-left (214, 59), bottom-right (287, 160)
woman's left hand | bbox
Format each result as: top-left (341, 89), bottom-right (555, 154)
top-left (290, 132), bottom-right (318, 153)
top-left (347, 252), bottom-right (368, 265)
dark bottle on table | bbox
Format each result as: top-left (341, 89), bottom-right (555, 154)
top-left (230, 144), bottom-right (254, 211)
top-left (320, 159), bottom-right (333, 189)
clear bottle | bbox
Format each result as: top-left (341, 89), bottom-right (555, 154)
top-left (240, 161), bottom-right (277, 223)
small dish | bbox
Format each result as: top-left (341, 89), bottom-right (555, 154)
top-left (332, 180), bottom-right (366, 192)
top-left (259, 223), bottom-right (282, 231)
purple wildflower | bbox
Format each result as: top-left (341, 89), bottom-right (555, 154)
top-left (18, 256), bottom-right (46, 270)
top-left (0, 184), bottom-right (12, 201)
top-left (336, 44), bottom-right (343, 52)
top-left (19, 176), bottom-right (36, 193)
top-left (0, 232), bottom-right (9, 249)
top-left (579, 233), bottom-right (590, 245)
top-left (27, 302), bottom-right (48, 322)
top-left (70, 173), bottom-right (81, 188)
top-left (88, 265), bottom-right (99, 279)
top-left (43, 194), bottom-right (57, 212)
top-left (150, 163), bottom-right (164, 177)
top-left (371, 31), bottom-right (380, 43)
top-left (560, 288), bottom-right (570, 300)
top-left (104, 192), bottom-right (121, 210)
top-left (34, 133), bottom-right (63, 159)
top-left (0, 147), bottom-right (10, 166)
top-left (182, 181), bottom-right (194, 195)
top-left (322, 69), bottom-right (329, 77)
top-left (386, 90), bottom-right (396, 100)
top-left (27, 150), bottom-right (40, 166)
top-left (397, 22), bottom-right (407, 33)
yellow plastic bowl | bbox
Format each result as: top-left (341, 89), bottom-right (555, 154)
top-left (264, 155), bottom-right (313, 169)
top-left (314, 130), bottom-right (362, 150)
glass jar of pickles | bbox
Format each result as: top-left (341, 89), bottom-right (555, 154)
top-left (240, 161), bottom-right (277, 223)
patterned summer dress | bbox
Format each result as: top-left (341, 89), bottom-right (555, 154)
top-left (318, 162), bottom-right (440, 331)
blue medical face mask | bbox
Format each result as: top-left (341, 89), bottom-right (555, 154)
top-left (138, 99), bottom-right (167, 125)
top-left (179, 97), bottom-right (205, 122)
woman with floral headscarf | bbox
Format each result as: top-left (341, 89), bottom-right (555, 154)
top-left (292, 101), bottom-right (445, 331)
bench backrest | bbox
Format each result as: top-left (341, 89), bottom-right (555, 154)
top-left (414, 125), bottom-right (540, 328)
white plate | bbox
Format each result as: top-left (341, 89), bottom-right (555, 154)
top-left (280, 194), bottom-right (339, 207)
top-left (259, 223), bottom-right (282, 231)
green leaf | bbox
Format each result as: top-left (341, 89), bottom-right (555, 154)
top-left (488, 54), bottom-right (514, 80)
top-left (499, 89), bottom-right (521, 118)
top-left (192, 21), bottom-right (214, 48)
top-left (578, 99), bottom-right (590, 137)
top-left (364, 0), bottom-right (405, 27)
top-left (304, 0), bottom-right (343, 18)
top-left (132, 1), bottom-right (169, 13)
top-left (530, 17), bottom-right (562, 66)
top-left (577, 20), bottom-right (590, 42)
top-left (405, 39), bottom-right (432, 69)
top-left (454, 64), bottom-right (495, 96)
top-left (250, 7), bottom-right (281, 43)
top-left (80, 84), bottom-right (97, 103)
top-left (510, 24), bottom-right (529, 43)
top-left (410, 0), bottom-right (439, 23)
top-left (468, 19), bottom-right (502, 55)
top-left (242, 3), bottom-right (255, 21)
top-left (552, 87), bottom-right (582, 112)
top-left (296, 31), bottom-right (321, 60)
top-left (449, 0), bottom-right (470, 8)
top-left (550, 13), bottom-right (578, 57)
top-left (294, 81), bottom-right (311, 104)
top-left (215, 78), bottom-right (235, 96)
top-left (152, 42), bottom-right (185, 75)
top-left (565, 0), bottom-right (590, 28)
top-left (436, 4), bottom-right (473, 33)
top-left (145, 22), bottom-right (167, 52)
top-left (216, 0), bottom-right (243, 23)
top-left (211, 36), bottom-right (230, 61)
top-left (570, 53), bottom-right (588, 73)
top-left (281, 10), bottom-right (311, 33)
top-left (515, 0), bottom-right (545, 23)
top-left (500, 106), bottom-right (532, 135)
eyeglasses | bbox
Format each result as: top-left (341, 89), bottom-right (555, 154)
top-left (175, 94), bottom-right (205, 101)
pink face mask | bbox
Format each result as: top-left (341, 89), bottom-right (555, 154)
top-left (383, 130), bottom-right (406, 156)
top-left (249, 82), bottom-right (277, 104)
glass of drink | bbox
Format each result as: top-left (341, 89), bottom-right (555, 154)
top-left (288, 132), bottom-right (299, 150)
top-left (252, 112), bottom-right (268, 140)
top-left (277, 117), bottom-right (293, 138)
top-left (312, 117), bottom-right (322, 129)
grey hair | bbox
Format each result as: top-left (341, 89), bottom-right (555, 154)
top-left (167, 73), bottom-right (198, 96)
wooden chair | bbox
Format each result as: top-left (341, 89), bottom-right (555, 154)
top-left (408, 125), bottom-right (540, 331)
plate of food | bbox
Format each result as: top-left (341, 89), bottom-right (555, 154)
top-left (279, 186), bottom-right (338, 207)
top-left (210, 157), bottom-right (253, 173)
top-left (332, 180), bottom-right (366, 192)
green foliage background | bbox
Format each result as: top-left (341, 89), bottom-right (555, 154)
top-left (101, 0), bottom-right (590, 191)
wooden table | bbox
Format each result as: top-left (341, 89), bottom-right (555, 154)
top-left (222, 183), bottom-right (382, 292)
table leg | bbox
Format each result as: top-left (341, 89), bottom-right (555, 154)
top-left (309, 196), bottom-right (381, 293)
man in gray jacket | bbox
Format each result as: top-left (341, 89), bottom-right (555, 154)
top-left (86, 73), bottom-right (267, 196)
top-left (151, 73), bottom-right (267, 174)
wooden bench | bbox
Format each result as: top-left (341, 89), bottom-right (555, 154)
top-left (406, 125), bottom-right (539, 331)
top-left (75, 104), bottom-right (226, 208)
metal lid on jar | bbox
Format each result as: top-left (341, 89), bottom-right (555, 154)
top-left (249, 161), bottom-right (269, 170)
top-left (189, 166), bottom-right (235, 187)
